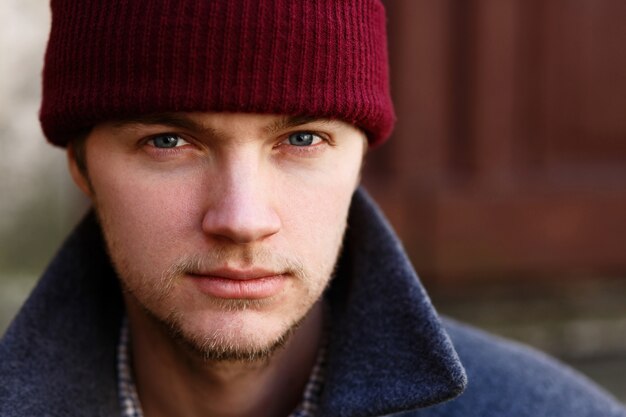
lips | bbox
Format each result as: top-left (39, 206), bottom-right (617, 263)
top-left (188, 268), bottom-right (288, 299)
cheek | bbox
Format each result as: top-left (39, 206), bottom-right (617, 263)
top-left (276, 158), bottom-right (360, 273)
top-left (99, 177), bottom-right (196, 233)
top-left (91, 167), bottom-right (203, 279)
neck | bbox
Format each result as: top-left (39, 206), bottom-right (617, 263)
top-left (125, 299), bottom-right (325, 417)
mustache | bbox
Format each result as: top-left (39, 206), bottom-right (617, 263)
top-left (163, 246), bottom-right (308, 282)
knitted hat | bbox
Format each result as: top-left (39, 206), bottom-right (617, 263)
top-left (40, 0), bottom-right (395, 147)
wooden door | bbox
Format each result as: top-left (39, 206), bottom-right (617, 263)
top-left (364, 0), bottom-right (626, 283)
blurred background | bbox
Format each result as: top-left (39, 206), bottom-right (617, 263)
top-left (1, 0), bottom-right (625, 402)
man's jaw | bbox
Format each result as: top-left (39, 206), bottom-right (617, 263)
top-left (120, 270), bottom-right (314, 365)
top-left (127, 291), bottom-right (308, 364)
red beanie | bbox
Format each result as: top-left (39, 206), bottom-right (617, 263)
top-left (40, 0), bottom-right (395, 147)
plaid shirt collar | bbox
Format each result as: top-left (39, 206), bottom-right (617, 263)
top-left (117, 317), bottom-right (327, 417)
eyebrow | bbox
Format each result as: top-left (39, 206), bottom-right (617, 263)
top-left (109, 113), bottom-right (328, 137)
top-left (109, 113), bottom-right (214, 135)
top-left (263, 115), bottom-right (324, 135)
top-left (111, 113), bottom-right (332, 141)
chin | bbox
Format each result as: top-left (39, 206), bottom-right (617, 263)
top-left (156, 304), bottom-right (306, 363)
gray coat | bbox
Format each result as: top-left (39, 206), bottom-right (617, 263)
top-left (1, 189), bottom-right (624, 416)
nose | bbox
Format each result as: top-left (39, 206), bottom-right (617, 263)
top-left (201, 153), bottom-right (281, 244)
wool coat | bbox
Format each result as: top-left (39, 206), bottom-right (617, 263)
top-left (1, 189), bottom-right (624, 417)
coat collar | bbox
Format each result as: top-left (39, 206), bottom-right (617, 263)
top-left (0, 209), bottom-right (122, 417)
top-left (0, 188), bottom-right (465, 417)
top-left (319, 189), bottom-right (466, 417)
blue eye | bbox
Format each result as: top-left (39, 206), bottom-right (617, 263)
top-left (150, 134), bottom-right (188, 148)
top-left (287, 132), bottom-right (320, 147)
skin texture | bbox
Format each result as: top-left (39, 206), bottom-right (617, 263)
top-left (68, 112), bottom-right (366, 417)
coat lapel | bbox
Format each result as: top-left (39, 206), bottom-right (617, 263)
top-left (0, 212), bottom-right (123, 417)
top-left (319, 189), bottom-right (466, 417)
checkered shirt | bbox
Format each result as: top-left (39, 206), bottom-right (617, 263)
top-left (117, 318), bottom-right (327, 417)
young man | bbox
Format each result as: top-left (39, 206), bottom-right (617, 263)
top-left (1, 1), bottom-right (624, 416)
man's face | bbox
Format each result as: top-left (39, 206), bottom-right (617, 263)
top-left (71, 112), bottom-right (365, 360)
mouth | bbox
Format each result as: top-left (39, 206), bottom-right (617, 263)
top-left (187, 268), bottom-right (289, 299)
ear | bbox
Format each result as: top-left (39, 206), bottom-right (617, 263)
top-left (67, 144), bottom-right (94, 198)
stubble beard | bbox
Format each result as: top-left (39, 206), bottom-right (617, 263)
top-left (150, 305), bottom-right (306, 363)
top-left (104, 228), bottom-right (340, 364)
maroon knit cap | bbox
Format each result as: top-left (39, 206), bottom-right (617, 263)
top-left (40, 0), bottom-right (395, 147)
